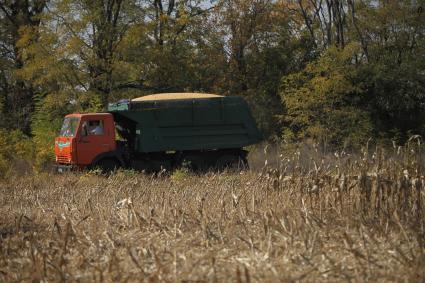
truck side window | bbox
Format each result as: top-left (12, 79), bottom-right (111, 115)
top-left (88, 120), bottom-right (104, 135)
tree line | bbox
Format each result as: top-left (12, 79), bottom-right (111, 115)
top-left (0, 0), bottom-right (424, 168)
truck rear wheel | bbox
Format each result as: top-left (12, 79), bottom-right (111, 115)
top-left (216, 154), bottom-right (248, 171)
top-left (180, 154), bottom-right (206, 172)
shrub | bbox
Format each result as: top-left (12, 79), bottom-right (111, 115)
top-left (0, 129), bottom-right (34, 178)
top-left (280, 44), bottom-right (372, 149)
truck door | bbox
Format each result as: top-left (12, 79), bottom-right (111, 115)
top-left (76, 117), bottom-right (113, 166)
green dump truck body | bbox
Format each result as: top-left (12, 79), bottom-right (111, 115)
top-left (108, 94), bottom-right (262, 153)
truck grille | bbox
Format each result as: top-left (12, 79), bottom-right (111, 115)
top-left (57, 155), bottom-right (71, 164)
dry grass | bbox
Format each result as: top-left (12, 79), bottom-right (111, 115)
top-left (1, 144), bottom-right (425, 282)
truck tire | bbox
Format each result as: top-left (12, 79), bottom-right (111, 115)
top-left (216, 154), bottom-right (248, 171)
top-left (96, 158), bottom-right (119, 173)
top-left (181, 154), bottom-right (205, 171)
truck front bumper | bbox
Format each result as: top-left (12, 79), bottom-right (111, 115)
top-left (54, 164), bottom-right (74, 172)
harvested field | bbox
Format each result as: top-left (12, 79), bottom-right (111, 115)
top-left (0, 146), bottom-right (424, 282)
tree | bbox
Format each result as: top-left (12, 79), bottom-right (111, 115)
top-left (0, 0), bottom-right (48, 134)
top-left (16, 0), bottom-right (139, 166)
top-left (356, 0), bottom-right (425, 139)
top-left (281, 44), bottom-right (372, 148)
top-left (280, 0), bottom-right (425, 144)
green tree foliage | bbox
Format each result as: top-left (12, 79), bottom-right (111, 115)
top-left (210, 0), bottom-right (294, 137)
top-left (0, 0), bottom-right (47, 134)
top-left (356, 0), bottom-right (425, 140)
top-left (281, 0), bottom-right (425, 146)
top-left (281, 44), bottom-right (372, 147)
top-left (0, 129), bottom-right (34, 178)
top-left (17, 0), bottom-right (140, 111)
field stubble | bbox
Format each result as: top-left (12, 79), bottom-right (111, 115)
top-left (0, 144), bottom-right (425, 282)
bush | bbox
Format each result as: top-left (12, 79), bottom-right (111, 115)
top-left (280, 44), bottom-right (372, 149)
top-left (0, 129), bottom-right (34, 178)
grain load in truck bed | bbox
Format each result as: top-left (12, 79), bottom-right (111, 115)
top-left (131, 93), bottom-right (223, 101)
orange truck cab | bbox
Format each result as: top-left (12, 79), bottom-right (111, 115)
top-left (54, 113), bottom-right (123, 172)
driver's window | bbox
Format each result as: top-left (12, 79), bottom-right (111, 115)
top-left (87, 120), bottom-right (104, 135)
top-left (81, 120), bottom-right (104, 136)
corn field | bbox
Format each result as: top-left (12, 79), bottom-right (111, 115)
top-left (0, 143), bottom-right (424, 282)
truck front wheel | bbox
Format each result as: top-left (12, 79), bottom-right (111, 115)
top-left (96, 158), bottom-right (120, 173)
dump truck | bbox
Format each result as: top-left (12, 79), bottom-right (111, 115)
top-left (54, 93), bottom-right (262, 172)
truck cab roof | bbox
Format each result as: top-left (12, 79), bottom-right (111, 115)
top-left (65, 113), bottom-right (113, 118)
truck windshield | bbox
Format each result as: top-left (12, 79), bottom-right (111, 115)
top-left (59, 117), bottom-right (80, 137)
